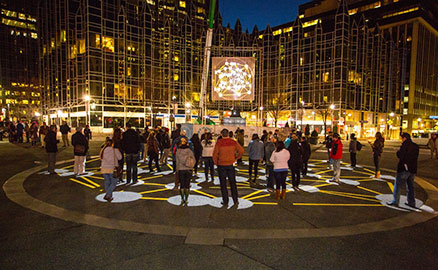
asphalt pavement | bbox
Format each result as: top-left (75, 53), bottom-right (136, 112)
top-left (1, 139), bottom-right (437, 269)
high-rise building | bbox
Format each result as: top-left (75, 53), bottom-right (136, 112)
top-left (0, 0), bottom-right (41, 121)
top-left (39, 0), bottom-right (438, 137)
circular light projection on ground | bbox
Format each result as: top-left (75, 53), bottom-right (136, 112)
top-left (165, 183), bottom-right (202, 190)
top-left (339, 179), bottom-right (360, 186)
top-left (167, 195), bottom-right (212, 207)
top-left (376, 194), bottom-right (423, 212)
top-left (96, 191), bottom-right (142, 203)
top-left (209, 197), bottom-right (254, 209)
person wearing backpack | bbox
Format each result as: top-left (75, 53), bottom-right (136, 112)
top-left (368, 132), bottom-right (385, 178)
top-left (71, 126), bottom-right (89, 176)
top-left (176, 137), bottom-right (196, 205)
top-left (349, 133), bottom-right (358, 168)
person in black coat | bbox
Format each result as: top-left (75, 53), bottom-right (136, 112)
top-left (287, 133), bottom-right (303, 188)
top-left (45, 125), bottom-right (59, 174)
top-left (71, 127), bottom-right (89, 176)
top-left (388, 133), bottom-right (419, 208)
top-left (300, 136), bottom-right (311, 176)
top-left (121, 124), bottom-right (141, 184)
top-left (190, 133), bottom-right (203, 175)
top-left (171, 124), bottom-right (182, 141)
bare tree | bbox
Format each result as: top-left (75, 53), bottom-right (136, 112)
top-left (267, 92), bottom-right (288, 128)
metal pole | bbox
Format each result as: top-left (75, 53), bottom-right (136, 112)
top-left (199, 0), bottom-right (216, 125)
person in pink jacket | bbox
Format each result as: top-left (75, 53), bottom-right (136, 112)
top-left (270, 141), bottom-right (290, 200)
top-left (100, 138), bottom-right (122, 202)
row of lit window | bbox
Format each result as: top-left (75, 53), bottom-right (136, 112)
top-left (2, 18), bottom-right (36, 30)
top-left (10, 30), bottom-right (37, 39)
top-left (0, 90), bottom-right (40, 96)
top-left (10, 83), bottom-right (40, 89)
top-left (1, 9), bottom-right (36, 22)
top-left (0, 99), bottom-right (40, 105)
top-left (382, 7), bottom-right (419, 19)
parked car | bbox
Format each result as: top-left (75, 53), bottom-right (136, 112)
top-left (411, 132), bottom-right (431, 146)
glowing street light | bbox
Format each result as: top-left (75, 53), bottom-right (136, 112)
top-left (34, 112), bottom-right (41, 117)
top-left (389, 112), bottom-right (395, 117)
top-left (329, 104), bottom-right (335, 110)
top-left (259, 106), bottom-right (264, 111)
top-left (84, 95), bottom-right (90, 101)
top-left (57, 110), bottom-right (63, 115)
top-left (417, 117), bottom-right (422, 122)
top-left (185, 102), bottom-right (191, 108)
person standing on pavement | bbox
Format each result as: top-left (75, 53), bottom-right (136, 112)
top-left (300, 136), bottom-right (311, 176)
top-left (190, 133), bottom-right (203, 175)
top-left (24, 121), bottom-right (30, 143)
top-left (329, 133), bottom-right (343, 183)
top-left (248, 133), bottom-right (264, 186)
top-left (39, 122), bottom-right (49, 148)
top-left (147, 131), bottom-right (161, 173)
top-left (201, 132), bottom-right (215, 182)
top-left (287, 133), bottom-right (303, 188)
top-left (270, 141), bottom-right (290, 200)
top-left (324, 131), bottom-right (333, 167)
top-left (16, 121), bottom-right (24, 143)
top-left (236, 129), bottom-right (245, 165)
top-left (171, 130), bottom-right (193, 188)
top-left (45, 125), bottom-right (59, 174)
top-left (112, 128), bottom-right (124, 183)
top-left (171, 124), bottom-right (182, 141)
top-left (369, 132), bottom-right (385, 178)
top-left (388, 133), bottom-right (419, 208)
top-left (213, 128), bottom-right (244, 206)
top-left (60, 121), bottom-right (71, 147)
top-left (349, 133), bottom-right (358, 168)
top-left (160, 128), bottom-right (171, 165)
top-left (100, 138), bottom-right (122, 202)
top-left (427, 133), bottom-right (438, 159)
top-left (71, 126), bottom-right (89, 176)
top-left (29, 122), bottom-right (38, 146)
top-left (84, 125), bottom-right (92, 141)
top-left (121, 123), bottom-right (141, 184)
top-left (264, 135), bottom-right (277, 191)
top-left (176, 137), bottom-right (196, 205)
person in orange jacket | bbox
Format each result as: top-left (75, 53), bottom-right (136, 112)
top-left (212, 128), bottom-right (244, 206)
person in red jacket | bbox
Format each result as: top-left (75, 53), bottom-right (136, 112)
top-left (329, 133), bottom-right (343, 183)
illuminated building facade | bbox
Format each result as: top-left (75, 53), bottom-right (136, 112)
top-left (0, 0), bottom-right (41, 121)
top-left (39, 0), bottom-right (438, 137)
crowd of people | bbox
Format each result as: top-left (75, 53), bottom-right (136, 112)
top-left (3, 119), bottom-right (424, 208)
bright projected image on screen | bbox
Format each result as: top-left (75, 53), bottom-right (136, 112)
top-left (211, 57), bottom-right (255, 101)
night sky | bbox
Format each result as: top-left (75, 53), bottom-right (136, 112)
top-left (219, 0), bottom-right (310, 31)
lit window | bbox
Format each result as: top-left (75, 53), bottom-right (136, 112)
top-left (79, 39), bottom-right (86, 54)
top-left (383, 7), bottom-right (419, 19)
top-left (179, 1), bottom-right (186, 8)
top-left (102, 36), bottom-right (114, 52)
top-left (258, 34), bottom-right (263, 39)
top-left (22, 100), bottom-right (29, 105)
top-left (302, 19), bottom-right (319, 28)
top-left (60, 30), bottom-right (66, 42)
top-left (31, 32), bottom-right (37, 39)
top-left (323, 72), bottom-right (329, 82)
top-left (174, 74), bottom-right (179, 81)
top-left (95, 34), bottom-right (101, 47)
top-left (69, 44), bottom-right (77, 59)
top-left (18, 13), bottom-right (26, 20)
top-left (146, 0), bottom-right (155, 5)
top-left (348, 8), bottom-right (358, 15)
top-left (299, 14), bottom-right (304, 19)
top-left (283, 27), bottom-right (293, 33)
top-left (273, 29), bottom-right (282, 36)
top-left (197, 7), bottom-right (205, 14)
top-left (174, 55), bottom-right (179, 62)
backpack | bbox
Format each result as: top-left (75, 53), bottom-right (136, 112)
top-left (184, 154), bottom-right (196, 168)
top-left (356, 141), bottom-right (363, 151)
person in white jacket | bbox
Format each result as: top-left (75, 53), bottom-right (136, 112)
top-left (100, 138), bottom-right (122, 202)
top-left (201, 132), bottom-right (216, 182)
top-left (270, 141), bottom-right (290, 200)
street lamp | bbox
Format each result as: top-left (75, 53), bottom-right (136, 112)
top-left (34, 112), bottom-right (41, 117)
top-left (84, 95), bottom-right (90, 101)
top-left (389, 112), bottom-right (395, 117)
top-left (329, 104), bottom-right (335, 131)
top-left (84, 95), bottom-right (91, 127)
top-left (300, 100), bottom-right (305, 130)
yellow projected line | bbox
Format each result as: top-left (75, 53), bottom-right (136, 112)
top-left (241, 190), bottom-right (264, 199)
top-left (86, 158), bottom-right (100, 163)
top-left (139, 188), bottom-right (168, 194)
top-left (315, 169), bottom-right (332, 175)
top-left (293, 203), bottom-right (383, 207)
top-left (167, 164), bottom-right (173, 170)
top-left (362, 167), bottom-right (376, 174)
top-left (141, 175), bottom-right (164, 180)
top-left (143, 183), bottom-right (166, 187)
top-left (253, 202), bottom-right (278, 205)
top-left (68, 178), bottom-right (95, 189)
top-left (140, 197), bottom-right (168, 201)
top-left (357, 186), bottom-right (382, 195)
top-left (247, 194), bottom-right (271, 201)
top-left (87, 175), bottom-right (104, 180)
top-left (318, 190), bottom-right (380, 202)
top-left (301, 179), bottom-right (327, 183)
top-left (387, 182), bottom-right (394, 192)
top-left (193, 189), bottom-right (216, 198)
top-left (354, 170), bottom-right (375, 177)
top-left (80, 177), bottom-right (100, 187)
top-left (324, 190), bottom-right (376, 198)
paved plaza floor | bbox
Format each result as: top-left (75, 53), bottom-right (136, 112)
top-left (1, 141), bottom-right (438, 269)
